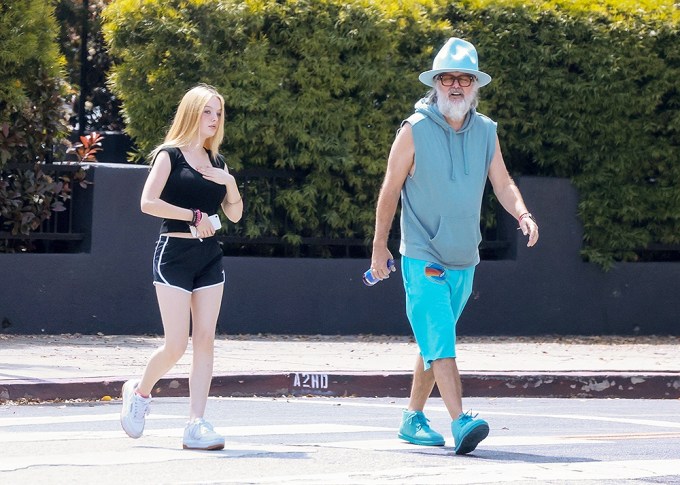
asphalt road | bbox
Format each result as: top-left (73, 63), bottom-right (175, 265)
top-left (2, 396), bottom-right (679, 484)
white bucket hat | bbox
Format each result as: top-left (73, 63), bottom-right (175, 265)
top-left (419, 38), bottom-right (492, 88)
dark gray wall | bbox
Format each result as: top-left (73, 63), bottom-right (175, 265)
top-left (0, 165), bottom-right (678, 335)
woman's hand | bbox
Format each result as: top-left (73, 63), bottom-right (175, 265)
top-left (194, 211), bottom-right (216, 238)
top-left (197, 165), bottom-right (235, 186)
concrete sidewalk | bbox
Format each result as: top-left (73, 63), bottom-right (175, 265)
top-left (1, 334), bottom-right (679, 402)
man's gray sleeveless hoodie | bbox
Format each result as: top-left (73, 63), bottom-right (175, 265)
top-left (399, 99), bottom-right (497, 269)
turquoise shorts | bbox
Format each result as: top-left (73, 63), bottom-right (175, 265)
top-left (401, 256), bottom-right (475, 371)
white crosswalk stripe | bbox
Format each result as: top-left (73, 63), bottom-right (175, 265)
top-left (222, 459), bottom-right (680, 484)
top-left (0, 444), bottom-right (322, 472)
top-left (0, 413), bottom-right (184, 427)
top-left (0, 416), bottom-right (391, 443)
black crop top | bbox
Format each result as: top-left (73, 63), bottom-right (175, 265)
top-left (156, 147), bottom-right (227, 234)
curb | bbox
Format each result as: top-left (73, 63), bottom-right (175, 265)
top-left (2, 372), bottom-right (679, 402)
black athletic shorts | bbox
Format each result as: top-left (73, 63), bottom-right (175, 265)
top-left (152, 235), bottom-right (224, 293)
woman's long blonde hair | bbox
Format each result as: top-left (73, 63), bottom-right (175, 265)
top-left (149, 83), bottom-right (225, 165)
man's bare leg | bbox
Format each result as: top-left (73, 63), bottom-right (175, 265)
top-left (432, 357), bottom-right (488, 455)
top-left (407, 354), bottom-right (435, 411)
top-left (398, 353), bottom-right (445, 446)
top-left (430, 357), bottom-right (463, 419)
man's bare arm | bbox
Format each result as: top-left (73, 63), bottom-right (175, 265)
top-left (371, 123), bottom-right (416, 279)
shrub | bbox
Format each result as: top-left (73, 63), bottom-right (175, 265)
top-left (0, 1), bottom-right (69, 167)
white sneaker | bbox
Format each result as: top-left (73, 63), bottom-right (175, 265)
top-left (182, 418), bottom-right (225, 450)
top-left (120, 379), bottom-right (151, 439)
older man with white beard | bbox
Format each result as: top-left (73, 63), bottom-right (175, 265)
top-left (369, 38), bottom-right (539, 455)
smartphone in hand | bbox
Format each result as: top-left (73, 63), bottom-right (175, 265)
top-left (190, 214), bottom-right (221, 237)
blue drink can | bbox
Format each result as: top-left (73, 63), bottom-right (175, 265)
top-left (363, 259), bottom-right (395, 286)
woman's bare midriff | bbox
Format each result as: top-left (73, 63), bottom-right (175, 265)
top-left (164, 232), bottom-right (215, 239)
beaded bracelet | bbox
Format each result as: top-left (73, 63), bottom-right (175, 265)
top-left (189, 208), bottom-right (202, 227)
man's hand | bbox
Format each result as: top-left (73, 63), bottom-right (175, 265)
top-left (370, 247), bottom-right (396, 281)
top-left (519, 217), bottom-right (539, 247)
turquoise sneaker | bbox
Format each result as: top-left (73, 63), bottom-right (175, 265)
top-left (398, 410), bottom-right (445, 446)
top-left (452, 411), bottom-right (489, 455)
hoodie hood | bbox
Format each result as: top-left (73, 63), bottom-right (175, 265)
top-left (414, 98), bottom-right (476, 180)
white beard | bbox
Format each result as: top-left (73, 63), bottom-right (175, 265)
top-left (437, 88), bottom-right (478, 121)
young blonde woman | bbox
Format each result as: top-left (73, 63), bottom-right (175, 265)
top-left (120, 84), bottom-right (243, 450)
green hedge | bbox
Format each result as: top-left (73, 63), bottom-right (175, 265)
top-left (103, 0), bottom-right (680, 266)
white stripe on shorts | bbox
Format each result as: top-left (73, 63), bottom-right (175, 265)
top-left (155, 236), bottom-right (170, 286)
